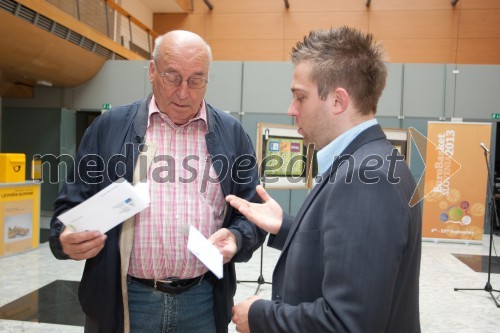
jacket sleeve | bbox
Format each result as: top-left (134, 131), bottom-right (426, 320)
top-left (267, 213), bottom-right (294, 251)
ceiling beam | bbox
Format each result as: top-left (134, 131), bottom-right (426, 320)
top-left (203, 0), bottom-right (214, 10)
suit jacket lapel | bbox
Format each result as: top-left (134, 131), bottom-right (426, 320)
top-left (280, 124), bottom-right (387, 252)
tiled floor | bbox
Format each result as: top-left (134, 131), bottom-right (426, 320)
top-left (0, 228), bottom-right (499, 332)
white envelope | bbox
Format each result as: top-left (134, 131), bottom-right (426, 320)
top-left (58, 178), bottom-right (150, 234)
top-left (187, 226), bottom-right (223, 279)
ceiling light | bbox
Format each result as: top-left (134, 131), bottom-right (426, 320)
top-left (36, 80), bottom-right (53, 87)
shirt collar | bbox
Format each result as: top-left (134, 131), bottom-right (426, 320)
top-left (147, 95), bottom-right (207, 129)
top-left (316, 118), bottom-right (378, 176)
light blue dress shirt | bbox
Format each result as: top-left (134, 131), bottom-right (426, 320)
top-left (316, 119), bottom-right (378, 177)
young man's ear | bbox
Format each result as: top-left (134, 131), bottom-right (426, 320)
top-left (331, 88), bottom-right (350, 115)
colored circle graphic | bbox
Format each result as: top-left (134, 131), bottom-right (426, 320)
top-left (449, 207), bottom-right (464, 221)
top-left (440, 213), bottom-right (449, 222)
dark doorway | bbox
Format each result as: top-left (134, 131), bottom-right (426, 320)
top-left (76, 111), bottom-right (101, 150)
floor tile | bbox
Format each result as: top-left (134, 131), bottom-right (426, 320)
top-left (1, 236), bottom-right (500, 333)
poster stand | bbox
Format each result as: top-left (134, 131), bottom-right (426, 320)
top-left (454, 143), bottom-right (500, 307)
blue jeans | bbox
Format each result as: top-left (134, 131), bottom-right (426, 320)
top-left (127, 276), bottom-right (216, 333)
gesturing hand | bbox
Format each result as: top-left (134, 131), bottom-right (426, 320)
top-left (226, 185), bottom-right (283, 235)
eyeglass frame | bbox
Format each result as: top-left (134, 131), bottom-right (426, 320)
top-left (154, 60), bottom-right (209, 89)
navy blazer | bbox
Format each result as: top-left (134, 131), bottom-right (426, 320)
top-left (50, 95), bottom-right (266, 333)
top-left (249, 125), bottom-right (422, 333)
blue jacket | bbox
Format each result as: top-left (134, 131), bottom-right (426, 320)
top-left (249, 125), bottom-right (421, 332)
top-left (50, 95), bottom-right (266, 332)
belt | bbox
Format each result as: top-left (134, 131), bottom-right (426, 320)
top-left (129, 272), bottom-right (216, 294)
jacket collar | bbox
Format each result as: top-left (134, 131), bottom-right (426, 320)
top-left (132, 94), bottom-right (153, 140)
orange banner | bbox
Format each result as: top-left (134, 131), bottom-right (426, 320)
top-left (422, 122), bottom-right (491, 242)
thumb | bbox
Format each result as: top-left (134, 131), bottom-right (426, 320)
top-left (256, 185), bottom-right (272, 203)
top-left (208, 228), bottom-right (228, 243)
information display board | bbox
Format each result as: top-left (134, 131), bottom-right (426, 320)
top-left (256, 123), bottom-right (314, 189)
top-left (422, 122), bottom-right (491, 243)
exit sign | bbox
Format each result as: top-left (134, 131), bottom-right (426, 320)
top-left (492, 113), bottom-right (500, 120)
top-left (102, 103), bottom-right (112, 110)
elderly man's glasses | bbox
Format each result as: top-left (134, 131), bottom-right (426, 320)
top-left (154, 61), bottom-right (208, 89)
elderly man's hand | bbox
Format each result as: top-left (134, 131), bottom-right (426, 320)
top-left (209, 228), bottom-right (238, 264)
top-left (60, 227), bottom-right (107, 260)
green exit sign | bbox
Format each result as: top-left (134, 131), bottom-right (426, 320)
top-left (102, 103), bottom-right (112, 110)
top-left (492, 113), bottom-right (500, 120)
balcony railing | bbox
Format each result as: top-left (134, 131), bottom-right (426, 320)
top-left (44, 0), bottom-right (158, 59)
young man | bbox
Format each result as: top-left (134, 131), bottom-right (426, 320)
top-left (228, 26), bottom-right (422, 333)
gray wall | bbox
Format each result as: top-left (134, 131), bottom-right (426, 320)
top-left (2, 61), bottom-right (500, 217)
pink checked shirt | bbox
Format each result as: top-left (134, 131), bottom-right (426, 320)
top-left (128, 96), bottom-right (226, 279)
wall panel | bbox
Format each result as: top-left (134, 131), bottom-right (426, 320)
top-left (403, 64), bottom-right (446, 118)
top-left (242, 62), bottom-right (293, 115)
top-left (153, 0), bottom-right (500, 65)
top-left (369, 0), bottom-right (453, 11)
top-left (456, 39), bottom-right (500, 64)
top-left (458, 10), bottom-right (500, 39)
top-left (283, 39), bottom-right (299, 61)
top-left (453, 65), bottom-right (500, 119)
top-left (153, 13), bottom-right (205, 36)
top-left (381, 39), bottom-right (453, 64)
top-left (197, 0), bottom-right (283, 13)
top-left (205, 14), bottom-right (284, 40)
top-left (370, 11), bottom-right (454, 39)
top-left (205, 61), bottom-right (243, 113)
top-left (284, 0), bottom-right (368, 12)
top-left (208, 39), bottom-right (284, 61)
top-left (378, 63), bottom-right (403, 117)
top-left (461, 0), bottom-right (500, 10)
top-left (71, 60), bottom-right (150, 110)
top-left (284, 12), bottom-right (369, 40)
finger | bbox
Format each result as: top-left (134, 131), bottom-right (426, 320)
top-left (208, 228), bottom-right (227, 244)
top-left (66, 234), bottom-right (107, 258)
top-left (208, 228), bottom-right (227, 243)
top-left (70, 238), bottom-right (106, 260)
top-left (226, 196), bottom-right (250, 211)
top-left (72, 242), bottom-right (105, 260)
top-left (65, 230), bottom-right (103, 243)
top-left (70, 240), bottom-right (104, 260)
top-left (256, 185), bottom-right (272, 203)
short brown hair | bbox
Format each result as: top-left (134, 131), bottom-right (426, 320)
top-left (290, 26), bottom-right (387, 115)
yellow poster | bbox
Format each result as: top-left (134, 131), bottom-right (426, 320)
top-left (0, 184), bottom-right (40, 256)
top-left (422, 122), bottom-right (491, 242)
